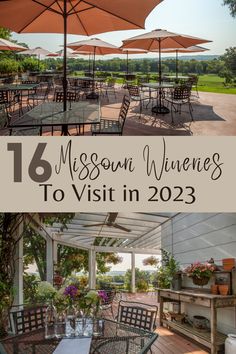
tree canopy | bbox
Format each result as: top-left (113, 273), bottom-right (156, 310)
top-left (223, 0), bottom-right (236, 17)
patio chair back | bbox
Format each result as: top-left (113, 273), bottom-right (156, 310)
top-left (117, 300), bottom-right (157, 331)
top-left (0, 90), bottom-right (9, 105)
top-left (172, 85), bottom-right (191, 101)
top-left (127, 85), bottom-right (140, 98)
top-left (92, 336), bottom-right (138, 354)
top-left (100, 289), bottom-right (116, 307)
top-left (10, 305), bottom-right (47, 335)
top-left (21, 80), bottom-right (36, 85)
top-left (53, 90), bottom-right (77, 102)
top-left (118, 95), bottom-right (130, 131)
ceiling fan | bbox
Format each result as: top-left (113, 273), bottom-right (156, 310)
top-left (83, 213), bottom-right (131, 232)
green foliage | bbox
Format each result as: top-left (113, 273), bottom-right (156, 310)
top-left (0, 28), bottom-right (11, 40)
top-left (37, 281), bottom-right (57, 302)
top-left (156, 249), bottom-right (180, 289)
top-left (0, 214), bottom-right (24, 336)
top-left (221, 47), bottom-right (236, 76)
top-left (23, 273), bottom-right (40, 303)
top-left (136, 279), bottom-right (149, 292)
top-left (223, 0), bottom-right (236, 17)
top-left (124, 268), bottom-right (151, 292)
top-left (0, 58), bottom-right (19, 74)
top-left (20, 57), bottom-right (45, 72)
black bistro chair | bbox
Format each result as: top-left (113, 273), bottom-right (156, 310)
top-left (91, 95), bottom-right (130, 136)
top-left (9, 305), bottom-right (46, 335)
top-left (116, 300), bottom-right (158, 332)
top-left (165, 84), bottom-right (193, 123)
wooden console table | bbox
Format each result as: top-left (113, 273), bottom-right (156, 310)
top-left (157, 289), bottom-right (236, 354)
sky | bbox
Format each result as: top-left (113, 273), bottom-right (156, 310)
top-left (11, 0), bottom-right (236, 60)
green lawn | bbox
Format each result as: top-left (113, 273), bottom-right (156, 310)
top-left (197, 75), bottom-right (236, 94)
top-left (73, 71), bottom-right (236, 94)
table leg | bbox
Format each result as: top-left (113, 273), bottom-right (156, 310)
top-left (210, 300), bottom-right (217, 354)
top-left (159, 295), bottom-right (164, 327)
top-left (61, 124), bottom-right (69, 136)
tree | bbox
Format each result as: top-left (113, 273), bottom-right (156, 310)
top-left (124, 268), bottom-right (151, 292)
top-left (223, 0), bottom-right (236, 17)
top-left (23, 215), bottom-right (123, 280)
top-left (221, 47), bottom-right (236, 75)
top-left (0, 27), bottom-right (11, 40)
top-left (0, 213), bottom-right (24, 336)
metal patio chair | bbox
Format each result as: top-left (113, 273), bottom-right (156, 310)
top-left (91, 95), bottom-right (130, 136)
top-left (116, 300), bottom-right (158, 332)
top-left (9, 305), bottom-right (46, 335)
top-left (165, 84), bottom-right (193, 123)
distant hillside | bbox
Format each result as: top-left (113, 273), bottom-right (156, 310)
top-left (175, 55), bottom-right (219, 61)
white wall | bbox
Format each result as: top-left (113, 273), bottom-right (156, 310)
top-left (161, 213), bottom-right (236, 335)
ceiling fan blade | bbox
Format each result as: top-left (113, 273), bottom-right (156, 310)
top-left (83, 223), bottom-right (105, 228)
top-left (112, 223), bottom-right (131, 232)
top-left (107, 212), bottom-right (118, 224)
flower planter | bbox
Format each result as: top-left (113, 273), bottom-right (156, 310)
top-left (211, 284), bottom-right (218, 295)
top-left (192, 276), bottom-right (210, 286)
top-left (222, 258), bottom-right (235, 271)
top-left (218, 284), bottom-right (229, 296)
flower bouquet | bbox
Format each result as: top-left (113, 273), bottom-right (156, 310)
top-left (184, 262), bottom-right (216, 286)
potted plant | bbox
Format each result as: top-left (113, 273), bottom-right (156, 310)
top-left (184, 262), bottom-right (216, 286)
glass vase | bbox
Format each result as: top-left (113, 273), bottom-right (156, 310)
top-left (65, 304), bottom-right (77, 337)
top-left (55, 309), bottom-right (66, 338)
top-left (45, 301), bottom-right (57, 339)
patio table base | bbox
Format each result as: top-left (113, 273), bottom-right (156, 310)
top-left (86, 91), bottom-right (99, 100)
top-left (152, 105), bottom-right (170, 114)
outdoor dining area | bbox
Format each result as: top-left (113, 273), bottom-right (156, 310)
top-left (1, 0), bottom-right (234, 136)
top-left (0, 212), bottom-right (236, 354)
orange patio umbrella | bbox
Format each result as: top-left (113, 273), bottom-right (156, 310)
top-left (0, 38), bottom-right (27, 51)
top-left (68, 38), bottom-right (122, 99)
top-left (122, 29), bottom-right (212, 113)
top-left (160, 45), bottom-right (209, 78)
top-left (0, 0), bottom-right (163, 110)
top-left (120, 48), bottom-right (148, 74)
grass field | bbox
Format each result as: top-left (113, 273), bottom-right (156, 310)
top-left (197, 75), bottom-right (236, 94)
top-left (74, 71), bottom-right (236, 94)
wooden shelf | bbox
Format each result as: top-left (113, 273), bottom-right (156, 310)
top-left (162, 319), bottom-right (226, 350)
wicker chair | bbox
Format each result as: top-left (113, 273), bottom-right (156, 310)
top-left (165, 85), bottom-right (193, 123)
top-left (91, 95), bottom-right (130, 136)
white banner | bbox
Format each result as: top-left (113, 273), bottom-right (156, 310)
top-left (0, 136), bottom-right (235, 212)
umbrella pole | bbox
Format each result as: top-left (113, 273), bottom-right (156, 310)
top-left (88, 53), bottom-right (91, 73)
top-left (126, 52), bottom-right (129, 75)
top-left (152, 38), bottom-right (169, 115)
top-left (63, 0), bottom-right (67, 112)
top-left (176, 50), bottom-right (178, 79)
top-left (86, 46), bottom-right (98, 99)
top-left (158, 38), bottom-right (162, 108)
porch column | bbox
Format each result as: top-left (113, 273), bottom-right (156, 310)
top-left (131, 252), bottom-right (136, 293)
top-left (88, 249), bottom-right (96, 289)
top-left (46, 237), bottom-right (56, 284)
top-left (13, 221), bottom-right (24, 306)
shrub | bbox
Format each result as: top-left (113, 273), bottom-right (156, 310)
top-left (136, 279), bottom-right (149, 292)
top-left (0, 58), bottom-right (19, 74)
